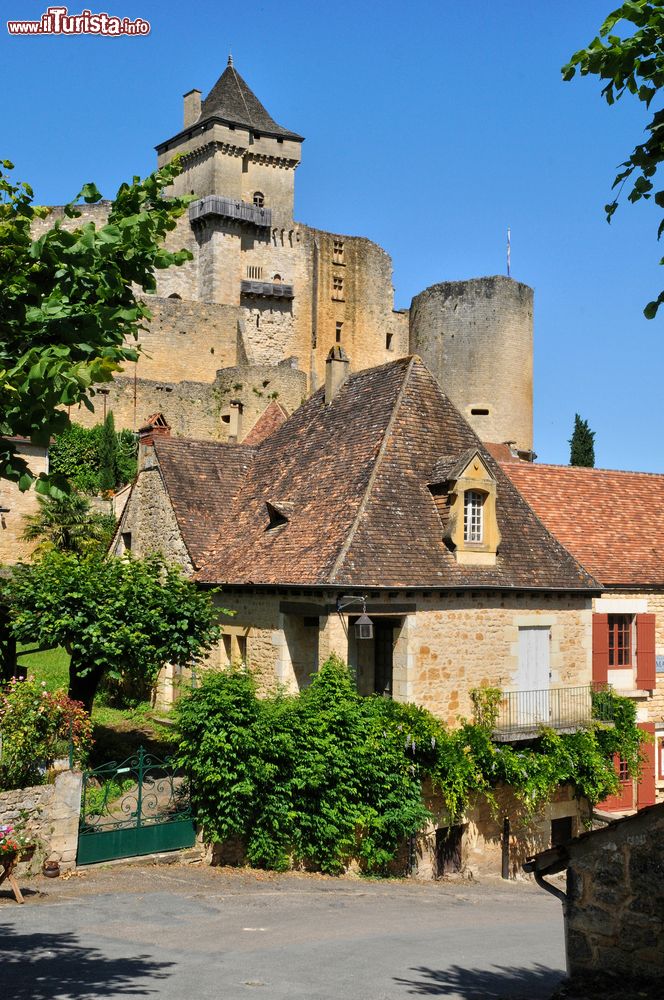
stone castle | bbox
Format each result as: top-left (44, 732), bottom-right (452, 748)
top-left (58, 57), bottom-right (535, 453)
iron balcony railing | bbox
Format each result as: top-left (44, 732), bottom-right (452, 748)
top-left (493, 683), bottom-right (614, 741)
top-left (189, 195), bottom-right (272, 228)
top-left (240, 279), bottom-right (294, 299)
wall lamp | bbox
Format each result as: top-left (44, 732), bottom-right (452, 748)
top-left (336, 594), bottom-right (374, 640)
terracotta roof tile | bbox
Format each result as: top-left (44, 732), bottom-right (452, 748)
top-left (242, 401), bottom-right (289, 446)
top-left (195, 359), bottom-right (597, 592)
top-left (501, 462), bottom-right (664, 588)
top-left (154, 438), bottom-right (255, 567)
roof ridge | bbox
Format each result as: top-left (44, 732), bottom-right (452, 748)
top-left (504, 461), bottom-right (664, 478)
top-left (230, 64), bottom-right (255, 129)
top-left (328, 355), bottom-right (417, 583)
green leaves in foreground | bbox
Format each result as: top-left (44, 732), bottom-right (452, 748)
top-left (563, 2), bottom-right (664, 317)
top-left (0, 157), bottom-right (192, 490)
top-left (174, 657), bottom-right (644, 875)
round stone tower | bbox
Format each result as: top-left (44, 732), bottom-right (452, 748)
top-left (409, 276), bottom-right (533, 452)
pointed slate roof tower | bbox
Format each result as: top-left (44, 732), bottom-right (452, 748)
top-left (199, 55), bottom-right (303, 141)
top-left (156, 57), bottom-right (303, 214)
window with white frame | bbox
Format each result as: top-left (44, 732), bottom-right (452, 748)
top-left (463, 490), bottom-right (484, 543)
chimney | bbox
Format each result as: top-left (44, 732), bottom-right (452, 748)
top-left (183, 89), bottom-right (202, 127)
top-left (138, 413), bottom-right (171, 470)
top-left (325, 346), bottom-right (350, 405)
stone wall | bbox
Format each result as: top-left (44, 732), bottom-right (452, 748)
top-left (0, 442), bottom-right (49, 565)
top-left (564, 803), bottom-right (664, 982)
top-left (410, 276), bottom-right (533, 452)
top-left (187, 589), bottom-right (591, 724)
top-left (409, 783), bottom-right (589, 880)
top-left (112, 463), bottom-right (193, 572)
top-left (0, 767), bottom-right (82, 873)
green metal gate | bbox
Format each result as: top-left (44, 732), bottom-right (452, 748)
top-left (77, 746), bottom-right (196, 865)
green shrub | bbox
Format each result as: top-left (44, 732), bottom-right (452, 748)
top-left (175, 659), bottom-right (645, 875)
top-left (49, 421), bottom-right (137, 495)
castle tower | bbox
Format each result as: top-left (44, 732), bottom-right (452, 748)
top-left (155, 56), bottom-right (304, 226)
top-left (409, 276), bottom-right (533, 452)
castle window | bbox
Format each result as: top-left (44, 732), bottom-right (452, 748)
top-left (253, 191), bottom-right (265, 208)
top-left (247, 265), bottom-right (263, 280)
top-left (333, 239), bottom-right (345, 264)
top-left (464, 491), bottom-right (484, 543)
top-left (386, 332), bottom-right (393, 351)
top-left (273, 274), bottom-right (282, 283)
top-left (335, 322), bottom-right (343, 343)
top-left (332, 275), bottom-right (344, 301)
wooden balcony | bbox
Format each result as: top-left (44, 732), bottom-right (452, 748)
top-left (240, 279), bottom-right (294, 300)
top-left (189, 196), bottom-right (272, 228)
top-left (492, 684), bottom-right (614, 742)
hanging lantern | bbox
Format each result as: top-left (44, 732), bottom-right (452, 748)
top-left (355, 614), bottom-right (374, 640)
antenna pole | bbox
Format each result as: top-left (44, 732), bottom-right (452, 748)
top-left (507, 226), bottom-right (511, 278)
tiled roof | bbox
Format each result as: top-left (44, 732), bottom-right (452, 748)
top-left (484, 442), bottom-right (523, 463)
top-left (242, 401), bottom-right (289, 446)
top-left (153, 438), bottom-right (255, 567)
top-left (501, 462), bottom-right (664, 588)
top-left (195, 358), bottom-right (597, 592)
top-left (200, 60), bottom-right (303, 141)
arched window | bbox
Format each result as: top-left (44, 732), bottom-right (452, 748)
top-left (273, 273), bottom-right (281, 283)
top-left (253, 191), bottom-right (265, 208)
top-left (464, 491), bottom-right (484, 543)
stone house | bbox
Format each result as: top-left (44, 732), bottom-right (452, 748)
top-left (524, 802), bottom-right (664, 984)
top-left (0, 438), bottom-right (49, 565)
top-left (115, 351), bottom-right (603, 870)
top-left (501, 461), bottom-right (664, 811)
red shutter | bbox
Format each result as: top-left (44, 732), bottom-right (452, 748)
top-left (637, 722), bottom-right (656, 809)
top-left (636, 614), bottom-right (656, 689)
top-left (592, 614), bottom-right (609, 684)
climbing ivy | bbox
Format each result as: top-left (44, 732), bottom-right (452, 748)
top-left (174, 658), bottom-right (644, 875)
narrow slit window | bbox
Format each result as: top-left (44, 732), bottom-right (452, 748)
top-left (335, 322), bottom-right (343, 343)
top-left (463, 491), bottom-right (483, 543)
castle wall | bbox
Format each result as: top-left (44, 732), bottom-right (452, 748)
top-left (0, 442), bottom-right (48, 564)
top-left (409, 276), bottom-right (533, 451)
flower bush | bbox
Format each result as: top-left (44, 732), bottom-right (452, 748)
top-left (0, 677), bottom-right (93, 790)
top-left (0, 823), bottom-right (28, 856)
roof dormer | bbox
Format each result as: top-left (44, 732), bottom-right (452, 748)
top-left (428, 448), bottom-right (501, 566)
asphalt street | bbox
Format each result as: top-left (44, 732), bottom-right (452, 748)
top-left (0, 862), bottom-right (566, 999)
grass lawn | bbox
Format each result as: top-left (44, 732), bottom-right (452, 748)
top-left (16, 642), bottom-right (69, 689)
top-left (15, 644), bottom-right (177, 766)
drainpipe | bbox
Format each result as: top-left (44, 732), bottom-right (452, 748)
top-left (501, 816), bottom-right (510, 879)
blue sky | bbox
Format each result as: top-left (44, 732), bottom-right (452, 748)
top-left (2, 0), bottom-right (662, 470)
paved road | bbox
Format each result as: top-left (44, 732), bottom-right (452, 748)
top-left (0, 863), bottom-right (566, 999)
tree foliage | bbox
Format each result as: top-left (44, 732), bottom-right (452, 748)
top-left (569, 412), bottom-right (596, 466)
top-left (4, 552), bottom-right (222, 712)
top-left (0, 158), bottom-right (191, 491)
top-left (563, 1), bottom-right (664, 316)
top-left (49, 420), bottom-right (137, 495)
top-left (174, 658), bottom-right (644, 875)
top-left (21, 491), bottom-right (116, 556)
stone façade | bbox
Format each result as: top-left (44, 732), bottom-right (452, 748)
top-left (37, 59), bottom-right (534, 451)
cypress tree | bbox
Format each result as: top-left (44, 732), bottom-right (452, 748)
top-left (569, 413), bottom-right (596, 467)
top-left (98, 412), bottom-right (119, 492)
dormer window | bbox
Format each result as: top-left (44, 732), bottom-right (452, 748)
top-left (464, 490), bottom-right (484, 543)
top-left (428, 448), bottom-right (500, 567)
